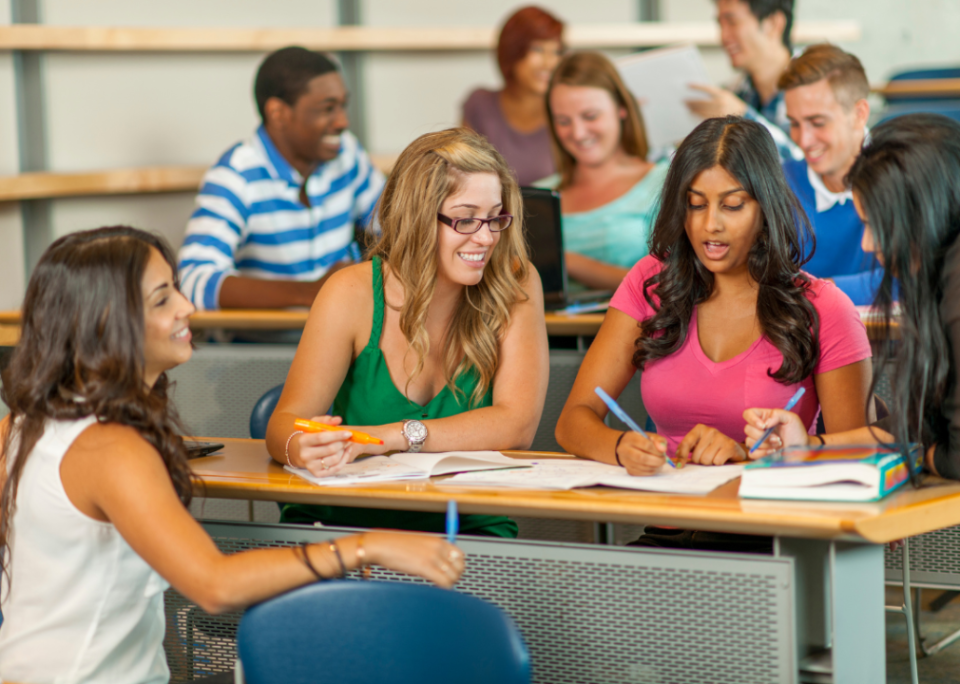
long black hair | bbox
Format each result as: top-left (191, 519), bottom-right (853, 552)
top-left (848, 114), bottom-right (960, 471)
top-left (634, 116), bottom-right (819, 384)
top-left (1, 226), bottom-right (194, 586)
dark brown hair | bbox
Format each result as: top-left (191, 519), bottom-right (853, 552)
top-left (848, 114), bottom-right (960, 476)
top-left (0, 226), bottom-right (193, 586)
top-left (496, 6), bottom-right (564, 83)
top-left (545, 51), bottom-right (649, 190)
top-left (778, 43), bottom-right (869, 110)
top-left (634, 117), bottom-right (819, 384)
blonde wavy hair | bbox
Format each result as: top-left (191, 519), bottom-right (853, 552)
top-left (368, 127), bottom-right (530, 407)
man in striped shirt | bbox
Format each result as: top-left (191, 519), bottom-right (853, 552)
top-left (178, 46), bottom-right (385, 310)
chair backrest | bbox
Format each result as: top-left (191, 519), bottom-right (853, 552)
top-left (249, 383), bottom-right (284, 439)
top-left (237, 579), bottom-right (531, 684)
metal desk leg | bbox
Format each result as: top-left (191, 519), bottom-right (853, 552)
top-left (831, 541), bottom-right (886, 683)
top-left (779, 538), bottom-right (885, 683)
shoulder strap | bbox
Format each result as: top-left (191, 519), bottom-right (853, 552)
top-left (367, 256), bottom-right (385, 349)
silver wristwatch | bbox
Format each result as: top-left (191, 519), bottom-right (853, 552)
top-left (401, 419), bottom-right (428, 453)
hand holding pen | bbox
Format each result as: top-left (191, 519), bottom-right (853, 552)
top-left (290, 416), bottom-right (385, 477)
top-left (745, 387), bottom-right (807, 458)
top-left (594, 387), bottom-right (674, 475)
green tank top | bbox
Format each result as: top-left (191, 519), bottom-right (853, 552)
top-left (281, 257), bottom-right (518, 538)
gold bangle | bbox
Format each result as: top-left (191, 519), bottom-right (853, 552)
top-left (356, 533), bottom-right (371, 580)
top-left (285, 430), bottom-right (304, 466)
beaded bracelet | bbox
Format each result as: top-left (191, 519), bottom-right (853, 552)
top-left (297, 542), bottom-right (323, 581)
top-left (328, 541), bottom-right (347, 578)
top-left (285, 430), bottom-right (304, 466)
top-left (614, 432), bottom-right (627, 467)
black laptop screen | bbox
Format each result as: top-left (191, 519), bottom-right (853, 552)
top-left (520, 187), bottom-right (566, 306)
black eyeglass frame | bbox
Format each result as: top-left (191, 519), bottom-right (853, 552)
top-left (437, 212), bottom-right (513, 235)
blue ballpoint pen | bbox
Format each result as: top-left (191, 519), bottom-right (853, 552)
top-left (748, 387), bottom-right (807, 455)
top-left (594, 387), bottom-right (675, 468)
top-left (446, 500), bottom-right (458, 544)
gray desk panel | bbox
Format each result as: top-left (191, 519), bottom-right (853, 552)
top-left (166, 521), bottom-right (795, 684)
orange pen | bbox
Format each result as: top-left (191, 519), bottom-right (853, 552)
top-left (294, 418), bottom-right (384, 446)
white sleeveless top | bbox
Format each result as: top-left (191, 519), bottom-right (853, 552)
top-left (0, 417), bottom-right (170, 684)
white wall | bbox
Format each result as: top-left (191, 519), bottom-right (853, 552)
top-left (0, 0), bottom-right (25, 309)
top-left (1, 0), bottom-right (959, 309)
top-left (363, 0), bottom-right (637, 154)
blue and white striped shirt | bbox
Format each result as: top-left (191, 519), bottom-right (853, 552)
top-left (178, 126), bottom-right (385, 310)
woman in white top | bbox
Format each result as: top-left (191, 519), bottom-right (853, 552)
top-left (0, 226), bottom-right (464, 684)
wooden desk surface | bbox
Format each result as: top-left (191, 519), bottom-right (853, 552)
top-left (0, 308), bottom-right (604, 337)
top-left (0, 308), bottom-right (894, 340)
top-left (190, 438), bottom-right (960, 544)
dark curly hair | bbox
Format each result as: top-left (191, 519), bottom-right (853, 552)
top-left (1, 226), bottom-right (194, 587)
top-left (633, 116), bottom-right (819, 385)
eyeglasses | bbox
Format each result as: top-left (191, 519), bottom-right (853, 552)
top-left (437, 213), bottom-right (513, 234)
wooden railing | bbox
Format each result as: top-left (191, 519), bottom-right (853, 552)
top-left (0, 155), bottom-right (398, 202)
top-left (0, 22), bottom-right (860, 52)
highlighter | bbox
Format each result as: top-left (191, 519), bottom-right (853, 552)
top-left (294, 418), bottom-right (384, 446)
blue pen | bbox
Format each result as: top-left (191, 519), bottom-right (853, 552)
top-left (446, 500), bottom-right (458, 544)
top-left (748, 387), bottom-right (807, 455)
top-left (595, 387), bottom-right (675, 468)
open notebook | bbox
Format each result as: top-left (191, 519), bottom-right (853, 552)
top-left (438, 458), bottom-right (744, 495)
top-left (285, 451), bottom-right (528, 486)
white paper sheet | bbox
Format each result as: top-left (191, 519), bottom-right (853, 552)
top-left (439, 458), bottom-right (744, 495)
top-left (616, 44), bottom-right (711, 150)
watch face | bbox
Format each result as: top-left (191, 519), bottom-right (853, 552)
top-left (405, 420), bottom-right (428, 442)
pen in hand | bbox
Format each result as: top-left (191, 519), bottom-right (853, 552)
top-left (594, 387), bottom-right (675, 468)
top-left (748, 387), bottom-right (807, 455)
top-left (294, 418), bottom-right (384, 446)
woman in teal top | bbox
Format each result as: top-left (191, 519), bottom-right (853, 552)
top-left (538, 51), bottom-right (669, 290)
top-left (266, 128), bottom-right (550, 537)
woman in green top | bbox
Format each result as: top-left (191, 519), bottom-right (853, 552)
top-left (266, 128), bottom-right (549, 536)
top-left (538, 51), bottom-right (669, 291)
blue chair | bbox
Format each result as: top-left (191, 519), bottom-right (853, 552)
top-left (249, 383), bottom-right (284, 439)
top-left (236, 580), bottom-right (531, 684)
top-left (877, 66), bottom-right (960, 125)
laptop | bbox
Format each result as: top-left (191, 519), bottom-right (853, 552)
top-left (520, 186), bottom-right (611, 312)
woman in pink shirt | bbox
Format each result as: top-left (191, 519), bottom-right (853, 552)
top-left (557, 116), bottom-right (872, 473)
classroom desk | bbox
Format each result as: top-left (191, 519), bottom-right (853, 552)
top-left (184, 438), bottom-right (960, 683)
top-left (0, 308), bottom-right (896, 340)
top-left (0, 308), bottom-right (603, 337)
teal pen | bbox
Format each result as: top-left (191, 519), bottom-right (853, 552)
top-left (446, 500), bottom-right (458, 544)
top-left (594, 387), bottom-right (675, 468)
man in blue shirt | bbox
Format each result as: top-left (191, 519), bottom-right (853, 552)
top-left (178, 47), bottom-right (384, 310)
top-left (686, 0), bottom-right (802, 162)
top-left (779, 44), bottom-right (878, 305)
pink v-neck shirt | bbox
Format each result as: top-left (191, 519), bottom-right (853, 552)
top-left (610, 255), bottom-right (872, 454)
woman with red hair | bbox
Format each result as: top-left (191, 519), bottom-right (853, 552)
top-left (462, 6), bottom-right (563, 185)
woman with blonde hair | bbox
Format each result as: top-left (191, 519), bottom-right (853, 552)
top-left (266, 127), bottom-right (549, 536)
top-left (537, 51), bottom-right (670, 290)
